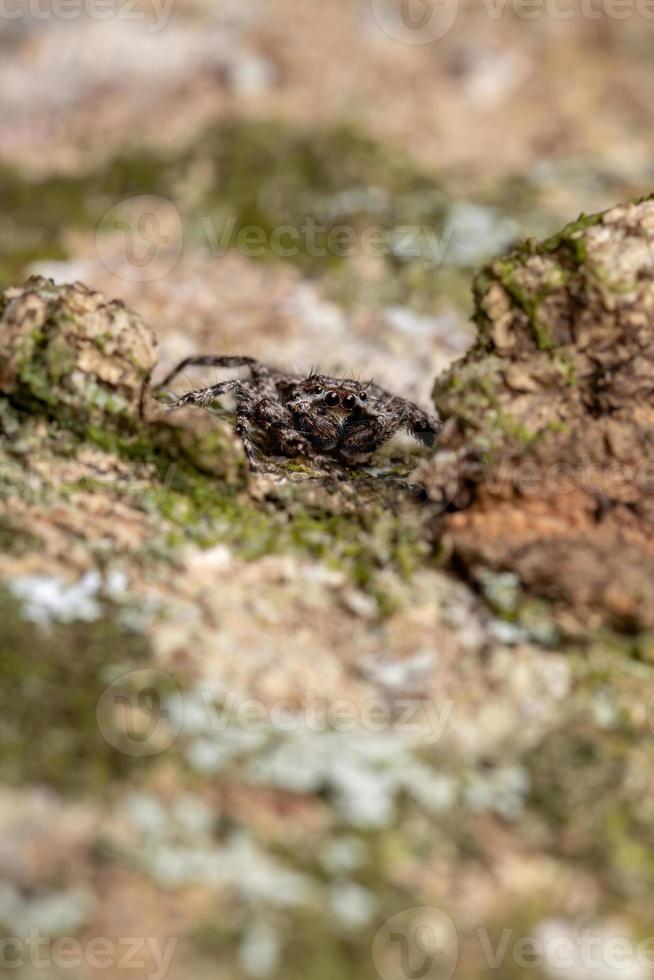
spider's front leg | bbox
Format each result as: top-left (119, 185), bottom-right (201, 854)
top-left (156, 356), bottom-right (258, 393)
top-left (155, 354), bottom-right (293, 403)
top-left (167, 379), bottom-right (263, 466)
top-left (222, 390), bottom-right (313, 469)
top-left (169, 379), bottom-right (240, 408)
top-left (248, 397), bottom-right (314, 462)
top-left (166, 380), bottom-right (312, 470)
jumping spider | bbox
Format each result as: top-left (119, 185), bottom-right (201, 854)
top-left (156, 355), bottom-right (441, 470)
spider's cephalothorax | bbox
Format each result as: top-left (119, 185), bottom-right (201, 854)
top-left (155, 355), bottom-right (441, 470)
top-left (286, 376), bottom-right (374, 452)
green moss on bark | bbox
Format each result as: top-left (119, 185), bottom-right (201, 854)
top-left (0, 589), bottom-right (153, 793)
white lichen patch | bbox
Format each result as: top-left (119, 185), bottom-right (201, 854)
top-left (8, 571), bottom-right (104, 625)
top-left (0, 883), bottom-right (93, 937)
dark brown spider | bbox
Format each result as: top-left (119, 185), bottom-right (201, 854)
top-left (155, 355), bottom-right (441, 470)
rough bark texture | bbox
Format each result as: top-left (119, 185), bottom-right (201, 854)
top-left (422, 198), bottom-right (654, 632)
top-left (3, 217), bottom-right (654, 980)
top-left (6, 10), bottom-right (654, 975)
top-left (0, 277), bottom-right (158, 424)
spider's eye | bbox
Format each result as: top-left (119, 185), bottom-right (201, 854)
top-left (325, 391), bottom-right (339, 406)
top-left (343, 394), bottom-right (356, 410)
top-left (359, 391), bottom-right (367, 402)
top-left (312, 385), bottom-right (322, 395)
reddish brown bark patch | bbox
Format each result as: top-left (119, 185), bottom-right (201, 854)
top-left (422, 198), bottom-right (654, 631)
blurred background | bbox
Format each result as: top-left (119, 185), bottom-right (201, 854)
top-left (2, 2), bottom-right (654, 979)
top-left (3, 0), bottom-right (654, 400)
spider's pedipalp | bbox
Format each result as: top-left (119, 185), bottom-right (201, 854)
top-left (401, 402), bottom-right (442, 447)
top-left (411, 421), bottom-right (440, 447)
top-left (338, 409), bottom-right (402, 458)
